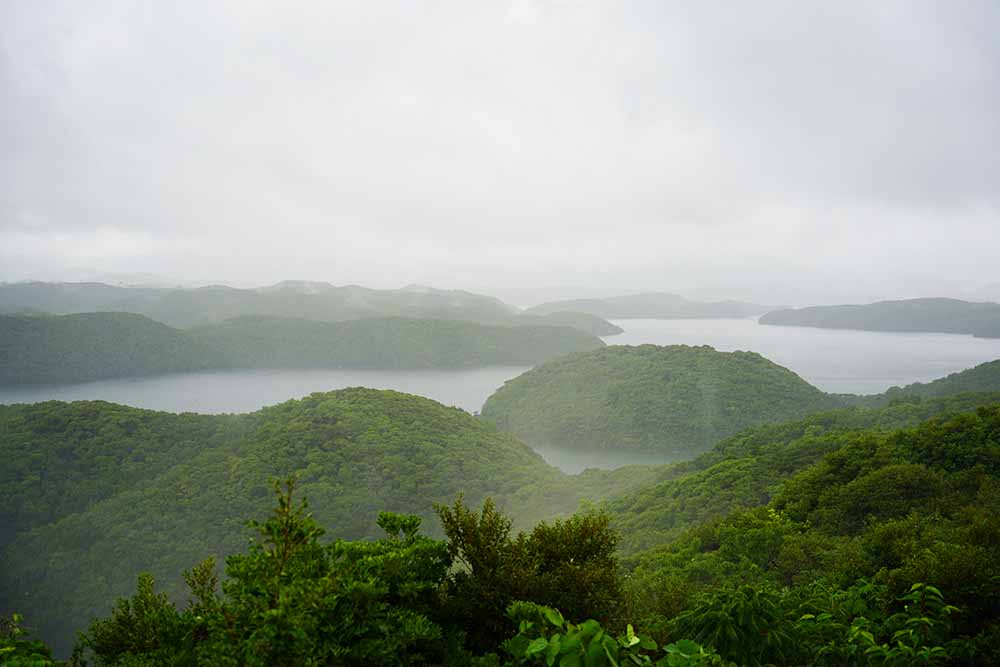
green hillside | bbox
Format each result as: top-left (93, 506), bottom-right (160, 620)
top-left (620, 404), bottom-right (1000, 666)
top-left (604, 391), bottom-right (1000, 555)
top-left (480, 345), bottom-right (840, 458)
top-left (0, 389), bottom-right (650, 655)
top-left (7, 393), bottom-right (1000, 664)
top-left (0, 313), bottom-right (605, 384)
top-left (760, 297), bottom-right (1000, 337)
top-left (0, 313), bottom-right (222, 384)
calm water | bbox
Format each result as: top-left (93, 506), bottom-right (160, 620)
top-left (605, 318), bottom-right (1000, 395)
top-left (0, 367), bottom-right (530, 415)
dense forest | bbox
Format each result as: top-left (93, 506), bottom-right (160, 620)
top-left (0, 313), bottom-right (604, 384)
top-left (0, 389), bottom-right (658, 656)
top-left (0, 281), bottom-right (621, 336)
top-left (525, 293), bottom-right (767, 319)
top-left (4, 390), bottom-right (999, 664)
top-left (760, 298), bottom-right (1000, 338)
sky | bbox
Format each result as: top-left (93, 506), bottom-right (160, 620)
top-left (2, 1), bottom-right (998, 306)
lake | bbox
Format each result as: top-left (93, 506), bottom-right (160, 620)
top-left (2, 319), bottom-right (999, 417)
top-left (0, 366), bottom-right (531, 415)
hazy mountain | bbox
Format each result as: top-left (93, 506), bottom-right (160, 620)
top-left (525, 292), bottom-right (769, 319)
top-left (760, 297), bottom-right (1000, 338)
top-left (0, 281), bottom-right (622, 336)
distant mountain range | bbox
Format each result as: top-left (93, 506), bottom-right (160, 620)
top-left (0, 281), bottom-right (621, 336)
top-left (760, 297), bottom-right (1000, 338)
top-left (525, 292), bottom-right (770, 319)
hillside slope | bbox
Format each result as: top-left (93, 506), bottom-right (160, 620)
top-left (0, 389), bottom-right (648, 653)
top-left (604, 392), bottom-right (1000, 554)
top-left (0, 389), bottom-right (563, 652)
top-left (481, 344), bottom-right (839, 458)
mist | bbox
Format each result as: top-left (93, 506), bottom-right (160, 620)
top-left (3, 1), bottom-right (999, 305)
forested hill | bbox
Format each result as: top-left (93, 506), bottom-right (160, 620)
top-left (0, 389), bottom-right (640, 654)
top-left (525, 292), bottom-right (768, 319)
top-left (6, 388), bottom-right (1000, 662)
top-left (480, 345), bottom-right (840, 458)
top-left (0, 281), bottom-right (622, 336)
top-left (0, 313), bottom-right (604, 384)
top-left (760, 297), bottom-right (1000, 337)
top-left (480, 344), bottom-right (1000, 460)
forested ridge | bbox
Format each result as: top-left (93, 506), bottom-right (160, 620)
top-left (4, 385), bottom-right (1000, 664)
top-left (0, 313), bottom-right (604, 384)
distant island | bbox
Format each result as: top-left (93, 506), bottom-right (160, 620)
top-left (525, 292), bottom-right (769, 319)
top-left (760, 297), bottom-right (1000, 338)
top-left (0, 312), bottom-right (605, 385)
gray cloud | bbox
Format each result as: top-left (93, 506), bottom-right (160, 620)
top-left (2, 0), bottom-right (998, 304)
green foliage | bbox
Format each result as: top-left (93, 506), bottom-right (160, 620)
top-left (436, 499), bottom-right (623, 654)
top-left (0, 614), bottom-right (60, 666)
top-left (623, 406), bottom-right (1000, 663)
top-left (481, 344), bottom-right (840, 458)
top-left (502, 602), bottom-right (731, 667)
top-left (608, 391), bottom-right (1000, 554)
top-left (0, 390), bottom-right (591, 657)
top-left (76, 480), bottom-right (456, 666)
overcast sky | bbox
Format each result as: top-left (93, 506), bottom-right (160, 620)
top-left (2, 1), bottom-right (998, 305)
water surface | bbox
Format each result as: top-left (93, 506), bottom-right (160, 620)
top-left (0, 366), bottom-right (530, 415)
